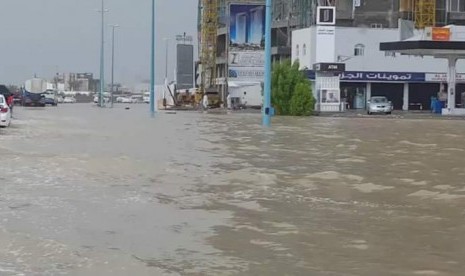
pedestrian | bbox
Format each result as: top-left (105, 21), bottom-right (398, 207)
top-left (6, 94), bottom-right (14, 115)
top-left (202, 94), bottom-right (209, 110)
top-left (437, 84), bottom-right (447, 108)
top-left (226, 93), bottom-right (231, 110)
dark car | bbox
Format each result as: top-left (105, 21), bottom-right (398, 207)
top-left (0, 85), bottom-right (11, 100)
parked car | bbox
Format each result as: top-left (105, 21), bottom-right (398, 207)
top-left (367, 96), bottom-right (393, 115)
top-left (43, 96), bottom-right (58, 106)
top-left (121, 97), bottom-right (132, 103)
top-left (0, 95), bottom-right (12, 127)
top-left (94, 95), bottom-right (110, 104)
top-left (130, 95), bottom-right (143, 103)
top-left (63, 96), bottom-right (76, 103)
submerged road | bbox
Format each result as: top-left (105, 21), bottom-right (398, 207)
top-left (1, 104), bottom-right (465, 275)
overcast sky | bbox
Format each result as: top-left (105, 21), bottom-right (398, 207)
top-left (0, 0), bottom-right (198, 87)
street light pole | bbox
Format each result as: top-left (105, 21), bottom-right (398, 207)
top-left (98, 0), bottom-right (109, 108)
top-left (163, 38), bottom-right (170, 104)
top-left (109, 24), bottom-right (119, 108)
top-left (150, 0), bottom-right (156, 117)
top-left (263, 0), bottom-right (272, 127)
top-left (164, 38), bottom-right (170, 80)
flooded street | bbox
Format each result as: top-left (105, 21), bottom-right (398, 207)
top-left (1, 104), bottom-right (465, 275)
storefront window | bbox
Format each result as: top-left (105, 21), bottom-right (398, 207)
top-left (341, 83), bottom-right (367, 109)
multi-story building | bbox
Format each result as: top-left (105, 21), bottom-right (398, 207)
top-left (272, 0), bottom-right (465, 61)
top-left (203, 0), bottom-right (465, 106)
top-left (292, 22), bottom-right (465, 112)
top-left (213, 0), bottom-right (266, 105)
top-left (66, 73), bottom-right (98, 92)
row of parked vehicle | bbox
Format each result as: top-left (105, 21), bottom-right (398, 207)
top-left (93, 95), bottom-right (149, 104)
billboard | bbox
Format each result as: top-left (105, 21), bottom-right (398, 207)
top-left (229, 4), bottom-right (265, 82)
top-left (229, 4), bottom-right (265, 49)
top-left (229, 51), bottom-right (264, 67)
top-left (176, 44), bottom-right (194, 90)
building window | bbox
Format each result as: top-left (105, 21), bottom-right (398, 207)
top-left (370, 23), bottom-right (383, 29)
top-left (303, 44), bottom-right (307, 56)
top-left (296, 44), bottom-right (300, 57)
top-left (354, 44), bottom-right (365, 56)
top-left (450, 0), bottom-right (465, 12)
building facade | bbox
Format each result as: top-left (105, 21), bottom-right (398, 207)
top-left (204, 0), bottom-right (465, 106)
top-left (214, 0), bottom-right (266, 106)
top-left (273, 0), bottom-right (465, 61)
top-left (293, 26), bottom-right (465, 111)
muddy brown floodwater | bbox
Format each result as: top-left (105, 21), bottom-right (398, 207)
top-left (1, 104), bottom-right (465, 275)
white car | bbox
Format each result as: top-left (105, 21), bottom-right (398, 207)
top-left (0, 95), bottom-right (12, 127)
top-left (367, 96), bottom-right (393, 115)
top-left (121, 97), bottom-right (132, 103)
top-left (130, 96), bottom-right (143, 103)
top-left (63, 97), bottom-right (77, 103)
top-left (94, 95), bottom-right (110, 104)
top-left (143, 93), bottom-right (150, 103)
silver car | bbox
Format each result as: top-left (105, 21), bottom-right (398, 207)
top-left (367, 96), bottom-right (393, 115)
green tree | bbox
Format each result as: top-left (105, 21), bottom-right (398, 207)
top-left (271, 60), bottom-right (315, 116)
top-left (290, 82), bottom-right (315, 116)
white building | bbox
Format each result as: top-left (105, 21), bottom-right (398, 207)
top-left (292, 26), bottom-right (465, 110)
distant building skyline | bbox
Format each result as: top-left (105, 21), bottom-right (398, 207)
top-left (0, 0), bottom-right (197, 87)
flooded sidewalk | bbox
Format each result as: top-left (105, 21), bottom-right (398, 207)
top-left (1, 104), bottom-right (465, 275)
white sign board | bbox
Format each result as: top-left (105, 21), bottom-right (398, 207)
top-left (315, 26), bottom-right (336, 63)
top-left (229, 67), bottom-right (264, 81)
top-left (425, 73), bottom-right (465, 82)
top-left (316, 7), bottom-right (336, 25)
top-left (229, 51), bottom-right (265, 67)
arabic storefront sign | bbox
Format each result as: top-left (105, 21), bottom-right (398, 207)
top-left (425, 73), bottom-right (465, 82)
top-left (305, 70), bottom-right (465, 83)
top-left (305, 71), bottom-right (424, 82)
top-left (340, 72), bottom-right (425, 82)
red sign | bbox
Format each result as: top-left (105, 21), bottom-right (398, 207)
top-left (432, 27), bottom-right (450, 41)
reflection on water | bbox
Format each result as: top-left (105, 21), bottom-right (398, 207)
top-left (1, 105), bottom-right (465, 275)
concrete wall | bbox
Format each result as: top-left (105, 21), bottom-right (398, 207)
top-left (353, 0), bottom-right (399, 28)
top-left (292, 28), bottom-right (314, 69)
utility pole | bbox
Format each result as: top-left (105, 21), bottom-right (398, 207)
top-left (109, 24), bottom-right (120, 108)
top-left (163, 38), bottom-right (170, 104)
top-left (98, 0), bottom-right (109, 107)
top-left (150, 0), bottom-right (156, 117)
top-left (263, 0), bottom-right (273, 127)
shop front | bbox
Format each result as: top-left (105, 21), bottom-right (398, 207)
top-left (306, 70), bottom-right (465, 111)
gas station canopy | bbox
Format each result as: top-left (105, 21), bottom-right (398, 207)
top-left (380, 40), bottom-right (465, 57)
top-left (379, 25), bottom-right (465, 115)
